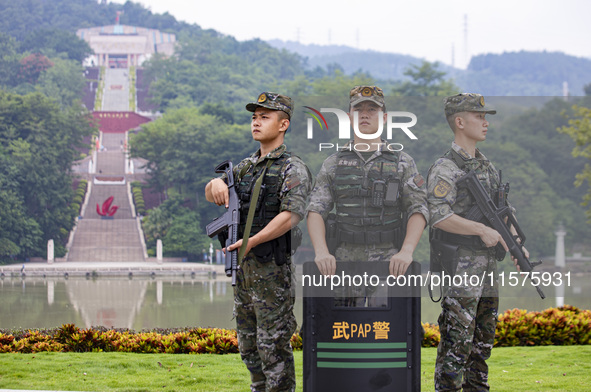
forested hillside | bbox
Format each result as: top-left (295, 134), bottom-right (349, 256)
top-left (0, 2), bottom-right (100, 261)
top-left (0, 0), bottom-right (307, 115)
top-left (0, 92), bottom-right (95, 260)
top-left (0, 0), bottom-right (589, 262)
top-left (0, 0), bottom-right (309, 261)
top-left (459, 51), bottom-right (591, 96)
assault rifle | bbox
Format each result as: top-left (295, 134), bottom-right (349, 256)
top-left (457, 170), bottom-right (545, 299)
top-left (206, 161), bottom-right (240, 286)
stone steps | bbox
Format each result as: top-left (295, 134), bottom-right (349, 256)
top-left (66, 67), bottom-right (147, 263)
top-left (86, 184), bottom-right (132, 219)
top-left (67, 219), bottom-right (145, 262)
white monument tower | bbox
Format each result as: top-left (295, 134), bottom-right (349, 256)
top-left (554, 223), bottom-right (567, 307)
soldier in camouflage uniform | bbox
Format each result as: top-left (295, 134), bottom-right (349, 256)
top-left (428, 93), bottom-right (528, 391)
top-left (205, 92), bottom-right (312, 392)
top-left (307, 86), bottom-right (428, 306)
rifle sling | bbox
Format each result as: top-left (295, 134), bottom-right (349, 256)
top-left (238, 159), bottom-right (274, 263)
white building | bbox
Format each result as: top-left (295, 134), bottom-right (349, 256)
top-left (76, 24), bottom-right (176, 68)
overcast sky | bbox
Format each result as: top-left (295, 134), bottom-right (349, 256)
top-left (113, 0), bottom-right (591, 69)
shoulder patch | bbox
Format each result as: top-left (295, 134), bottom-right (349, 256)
top-left (433, 179), bottom-right (452, 198)
top-left (413, 174), bottom-right (425, 187)
top-left (285, 177), bottom-right (301, 191)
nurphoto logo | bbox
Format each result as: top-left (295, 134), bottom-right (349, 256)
top-left (303, 106), bottom-right (418, 151)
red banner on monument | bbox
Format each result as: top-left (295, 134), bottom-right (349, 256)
top-left (92, 111), bottom-right (151, 133)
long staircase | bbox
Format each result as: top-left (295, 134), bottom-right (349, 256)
top-left (67, 68), bottom-right (146, 262)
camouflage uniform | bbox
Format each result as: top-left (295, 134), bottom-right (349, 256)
top-left (308, 143), bottom-right (428, 305)
top-left (306, 86), bottom-right (428, 306)
top-left (307, 86), bottom-right (428, 243)
top-left (224, 93), bottom-right (312, 392)
top-left (307, 146), bottom-right (429, 234)
top-left (428, 93), bottom-right (505, 392)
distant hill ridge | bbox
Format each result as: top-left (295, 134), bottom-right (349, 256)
top-left (267, 39), bottom-right (440, 81)
top-left (268, 39), bottom-right (591, 96)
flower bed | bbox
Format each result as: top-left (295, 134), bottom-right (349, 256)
top-left (1, 307), bottom-right (588, 353)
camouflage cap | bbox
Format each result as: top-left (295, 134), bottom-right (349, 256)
top-left (444, 93), bottom-right (496, 117)
top-left (349, 86), bottom-right (385, 108)
top-left (246, 92), bottom-right (293, 118)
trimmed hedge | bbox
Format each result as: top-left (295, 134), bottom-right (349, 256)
top-left (70, 180), bottom-right (88, 217)
top-left (129, 66), bottom-right (136, 112)
top-left (1, 307), bottom-right (588, 354)
top-left (421, 305), bottom-right (591, 348)
top-left (131, 182), bottom-right (146, 216)
top-left (94, 66), bottom-right (105, 111)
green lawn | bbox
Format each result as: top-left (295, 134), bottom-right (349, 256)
top-left (0, 346), bottom-right (589, 391)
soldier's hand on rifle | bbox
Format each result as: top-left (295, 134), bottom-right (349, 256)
top-left (315, 251), bottom-right (336, 276)
top-left (226, 238), bottom-right (254, 257)
top-left (208, 178), bottom-right (230, 207)
top-left (479, 225), bottom-right (509, 251)
top-left (389, 249), bottom-right (412, 277)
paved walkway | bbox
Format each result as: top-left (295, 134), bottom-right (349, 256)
top-left (67, 219), bottom-right (145, 262)
top-left (66, 69), bottom-right (146, 262)
top-left (101, 68), bottom-right (129, 111)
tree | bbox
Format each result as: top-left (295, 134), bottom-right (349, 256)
top-left (141, 29), bottom-right (307, 112)
top-left (162, 210), bottom-right (209, 260)
top-left (0, 91), bottom-right (95, 259)
top-left (559, 105), bottom-right (591, 221)
top-left (199, 102), bottom-right (235, 124)
top-left (277, 74), bottom-right (313, 97)
top-left (18, 53), bottom-right (53, 84)
top-left (129, 108), bottom-right (253, 227)
top-left (0, 32), bottom-right (21, 88)
top-left (141, 197), bottom-right (209, 260)
top-left (20, 28), bottom-right (93, 63)
top-left (311, 68), bottom-right (374, 97)
top-left (142, 206), bottom-right (172, 244)
top-left (392, 61), bottom-right (459, 97)
top-left (0, 178), bottom-right (43, 262)
top-left (36, 58), bottom-right (86, 108)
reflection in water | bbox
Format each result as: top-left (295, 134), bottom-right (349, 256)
top-left (65, 279), bottom-right (148, 329)
top-left (157, 280), bottom-right (162, 305)
top-left (0, 275), bottom-right (588, 330)
top-left (0, 277), bottom-right (236, 330)
top-left (48, 280), bottom-right (54, 305)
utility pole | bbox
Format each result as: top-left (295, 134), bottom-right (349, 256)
top-left (463, 14), bottom-right (469, 68)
